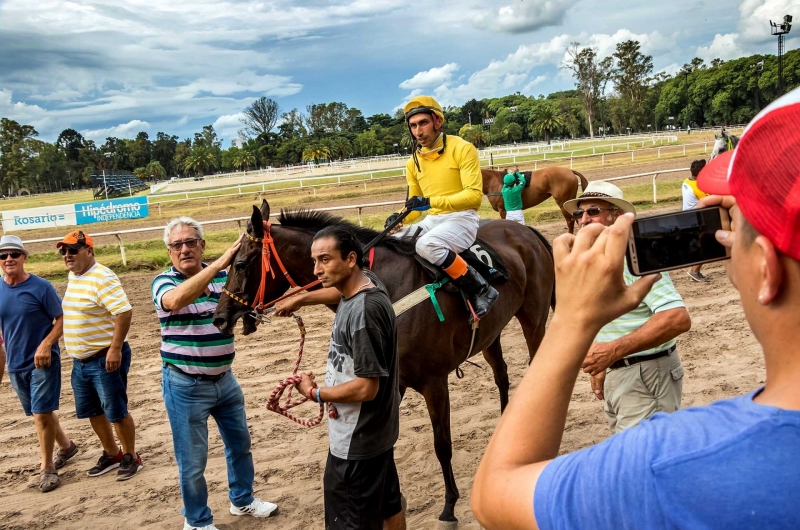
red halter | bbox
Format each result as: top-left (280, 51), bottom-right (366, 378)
top-left (222, 221), bottom-right (321, 312)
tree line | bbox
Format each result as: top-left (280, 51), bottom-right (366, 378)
top-left (1, 42), bottom-right (797, 195)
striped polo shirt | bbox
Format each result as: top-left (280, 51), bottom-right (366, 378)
top-left (594, 263), bottom-right (685, 358)
top-left (151, 265), bottom-right (234, 375)
top-left (62, 262), bottom-right (132, 360)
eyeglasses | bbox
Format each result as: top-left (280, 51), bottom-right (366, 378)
top-left (0, 252), bottom-right (22, 260)
top-left (58, 247), bottom-right (82, 256)
top-left (571, 207), bottom-right (618, 220)
top-left (168, 239), bottom-right (201, 251)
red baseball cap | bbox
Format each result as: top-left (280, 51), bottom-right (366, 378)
top-left (698, 88), bottom-right (800, 261)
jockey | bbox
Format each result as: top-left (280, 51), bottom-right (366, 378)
top-left (385, 95), bottom-right (498, 318)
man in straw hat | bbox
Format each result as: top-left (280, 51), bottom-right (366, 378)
top-left (0, 235), bottom-right (78, 492)
top-left (385, 95), bottom-right (498, 319)
top-left (57, 230), bottom-right (143, 481)
top-left (562, 181), bottom-right (691, 432)
top-left (471, 84), bottom-right (800, 530)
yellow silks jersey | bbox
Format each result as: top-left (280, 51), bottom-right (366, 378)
top-left (684, 178), bottom-right (708, 200)
top-left (404, 135), bottom-right (483, 222)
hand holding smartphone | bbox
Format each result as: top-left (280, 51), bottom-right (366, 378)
top-left (626, 206), bottom-right (731, 276)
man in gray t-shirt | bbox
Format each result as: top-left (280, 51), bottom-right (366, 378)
top-left (294, 225), bottom-right (405, 530)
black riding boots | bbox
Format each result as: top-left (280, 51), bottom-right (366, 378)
top-left (452, 265), bottom-right (499, 319)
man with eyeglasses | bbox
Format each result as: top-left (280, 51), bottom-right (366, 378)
top-left (58, 230), bottom-right (142, 479)
top-left (562, 181), bottom-right (691, 432)
top-left (152, 216), bottom-right (278, 530)
top-left (0, 235), bottom-right (78, 492)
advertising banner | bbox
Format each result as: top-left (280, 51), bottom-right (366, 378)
top-left (1, 196), bottom-right (150, 232)
top-left (74, 197), bottom-right (149, 225)
top-left (1, 205), bottom-right (78, 231)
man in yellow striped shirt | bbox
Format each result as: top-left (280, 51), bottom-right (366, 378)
top-left (387, 95), bottom-right (498, 318)
top-left (58, 230), bottom-right (142, 481)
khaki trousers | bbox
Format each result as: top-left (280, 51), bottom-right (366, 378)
top-left (603, 349), bottom-right (684, 433)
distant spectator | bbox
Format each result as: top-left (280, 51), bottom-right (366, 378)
top-left (683, 159), bottom-right (710, 281)
top-left (59, 230), bottom-right (142, 481)
top-left (0, 235), bottom-right (78, 492)
top-left (502, 167), bottom-right (527, 225)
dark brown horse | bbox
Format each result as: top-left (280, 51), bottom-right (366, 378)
top-left (482, 166), bottom-right (588, 233)
top-left (213, 200), bottom-right (554, 527)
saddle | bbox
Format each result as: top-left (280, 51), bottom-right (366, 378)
top-left (413, 236), bottom-right (509, 294)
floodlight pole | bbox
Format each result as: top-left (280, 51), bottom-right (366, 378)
top-left (770, 15), bottom-right (793, 96)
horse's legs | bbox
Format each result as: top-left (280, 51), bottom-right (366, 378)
top-left (421, 377), bottom-right (459, 524)
top-left (499, 207), bottom-right (507, 220)
top-left (482, 337), bottom-right (510, 413)
top-left (514, 307), bottom-right (548, 364)
top-left (556, 199), bottom-right (574, 233)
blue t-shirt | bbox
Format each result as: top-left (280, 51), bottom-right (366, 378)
top-left (0, 274), bottom-right (63, 372)
top-left (535, 390), bottom-right (800, 529)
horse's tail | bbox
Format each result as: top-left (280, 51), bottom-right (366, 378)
top-left (527, 226), bottom-right (556, 310)
top-left (572, 170), bottom-right (588, 193)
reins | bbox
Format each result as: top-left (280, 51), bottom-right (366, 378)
top-left (222, 211), bottom-right (410, 427)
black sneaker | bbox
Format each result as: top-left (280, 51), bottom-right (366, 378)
top-left (87, 449), bottom-right (123, 477)
top-left (116, 452), bottom-right (143, 481)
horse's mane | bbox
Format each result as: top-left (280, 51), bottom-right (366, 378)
top-left (277, 209), bottom-right (417, 255)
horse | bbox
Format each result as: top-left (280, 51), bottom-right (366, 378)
top-left (710, 129), bottom-right (740, 160)
top-left (482, 166), bottom-right (588, 233)
top-left (213, 199), bottom-right (555, 527)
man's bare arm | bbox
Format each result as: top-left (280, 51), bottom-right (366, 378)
top-left (273, 288), bottom-right (341, 316)
top-left (33, 314), bottom-right (64, 369)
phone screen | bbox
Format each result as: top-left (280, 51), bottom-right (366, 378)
top-left (628, 207), bottom-right (728, 275)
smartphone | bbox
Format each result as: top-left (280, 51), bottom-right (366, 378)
top-left (626, 206), bottom-right (731, 276)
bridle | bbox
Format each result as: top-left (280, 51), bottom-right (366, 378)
top-left (221, 220), bottom-right (321, 319)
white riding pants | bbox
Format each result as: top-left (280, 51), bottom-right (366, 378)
top-left (505, 210), bottom-right (525, 225)
top-left (396, 210), bottom-right (480, 266)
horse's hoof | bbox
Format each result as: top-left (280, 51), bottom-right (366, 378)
top-left (436, 519), bottom-right (458, 530)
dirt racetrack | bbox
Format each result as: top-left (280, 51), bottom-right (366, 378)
top-left (0, 216), bottom-right (761, 530)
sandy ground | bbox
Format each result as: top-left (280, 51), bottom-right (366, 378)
top-left (0, 213), bottom-right (760, 530)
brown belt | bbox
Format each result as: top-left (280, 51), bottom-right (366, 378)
top-left (76, 347), bottom-right (110, 363)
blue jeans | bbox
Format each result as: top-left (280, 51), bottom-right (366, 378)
top-left (162, 366), bottom-right (254, 527)
top-left (71, 342), bottom-right (131, 423)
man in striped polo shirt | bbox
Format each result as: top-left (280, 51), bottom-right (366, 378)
top-left (152, 217), bottom-right (277, 530)
top-left (58, 230), bottom-right (142, 480)
top-left (563, 182), bottom-right (692, 433)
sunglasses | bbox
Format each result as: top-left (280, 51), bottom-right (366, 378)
top-left (58, 247), bottom-right (83, 256)
top-left (168, 238), bottom-right (201, 251)
top-left (0, 252), bottom-right (23, 260)
top-left (571, 206), bottom-right (618, 220)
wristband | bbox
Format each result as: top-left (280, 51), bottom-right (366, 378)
top-left (316, 387), bottom-right (323, 404)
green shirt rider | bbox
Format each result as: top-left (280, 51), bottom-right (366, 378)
top-left (501, 169), bottom-right (526, 225)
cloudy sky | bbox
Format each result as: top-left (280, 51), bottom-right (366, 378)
top-left (0, 0), bottom-right (797, 143)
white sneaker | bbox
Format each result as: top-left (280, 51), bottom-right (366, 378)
top-left (183, 520), bottom-right (219, 530)
top-left (230, 497), bottom-right (279, 518)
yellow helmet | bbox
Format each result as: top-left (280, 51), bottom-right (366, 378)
top-left (404, 96), bottom-right (444, 122)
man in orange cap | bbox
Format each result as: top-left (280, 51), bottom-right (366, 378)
top-left (387, 95), bottom-right (498, 318)
top-left (58, 230), bottom-right (143, 481)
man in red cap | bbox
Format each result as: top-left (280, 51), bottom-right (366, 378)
top-left (58, 230), bottom-right (142, 481)
top-left (470, 87), bottom-right (800, 529)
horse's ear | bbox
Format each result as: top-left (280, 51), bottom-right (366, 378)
top-left (260, 199), bottom-right (271, 222)
top-left (250, 205), bottom-right (264, 237)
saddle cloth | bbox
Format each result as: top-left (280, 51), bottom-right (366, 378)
top-left (413, 236), bottom-right (509, 289)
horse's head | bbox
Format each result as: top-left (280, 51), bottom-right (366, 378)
top-left (213, 199), bottom-right (285, 336)
top-left (710, 136), bottom-right (728, 160)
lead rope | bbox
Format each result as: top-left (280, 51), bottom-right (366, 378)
top-left (264, 308), bottom-right (338, 427)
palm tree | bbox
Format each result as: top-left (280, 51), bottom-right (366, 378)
top-left (183, 145), bottom-right (218, 176)
top-left (145, 160), bottom-right (166, 180)
top-left (530, 105), bottom-right (563, 145)
top-left (233, 149), bottom-right (257, 171)
top-left (330, 137), bottom-right (353, 161)
top-left (302, 143), bottom-right (331, 164)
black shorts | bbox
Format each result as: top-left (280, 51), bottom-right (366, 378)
top-left (324, 448), bottom-right (402, 530)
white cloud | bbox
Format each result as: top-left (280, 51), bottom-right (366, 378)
top-left (472, 0), bottom-right (578, 34)
top-left (399, 63), bottom-right (460, 90)
top-left (738, 0), bottom-right (799, 42)
top-left (212, 112), bottom-right (247, 141)
top-left (413, 29), bottom-right (674, 106)
top-left (696, 33), bottom-right (743, 62)
top-left (81, 120), bottom-right (151, 142)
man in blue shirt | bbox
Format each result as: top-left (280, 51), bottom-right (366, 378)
top-left (0, 235), bottom-right (78, 493)
top-left (470, 88), bottom-right (800, 529)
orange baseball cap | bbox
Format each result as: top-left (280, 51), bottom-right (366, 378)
top-left (56, 230), bottom-right (94, 249)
